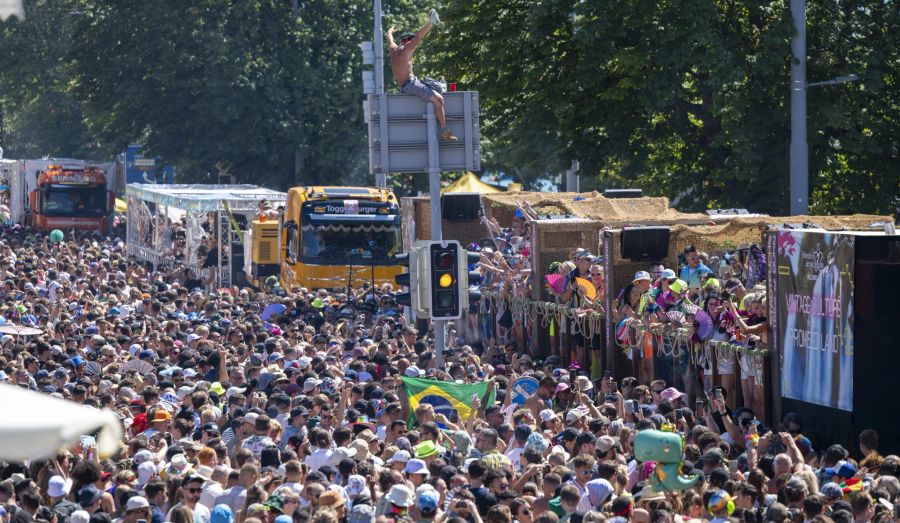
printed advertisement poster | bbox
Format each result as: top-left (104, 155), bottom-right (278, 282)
top-left (776, 231), bottom-right (854, 411)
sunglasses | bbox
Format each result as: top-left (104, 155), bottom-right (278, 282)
top-left (185, 487), bottom-right (203, 493)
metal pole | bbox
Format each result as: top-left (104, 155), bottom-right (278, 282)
top-left (427, 102), bottom-right (445, 366)
top-left (291, 0), bottom-right (303, 182)
top-left (374, 0), bottom-right (387, 188)
top-left (789, 0), bottom-right (808, 215)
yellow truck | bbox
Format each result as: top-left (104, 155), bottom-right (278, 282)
top-left (248, 186), bottom-right (403, 290)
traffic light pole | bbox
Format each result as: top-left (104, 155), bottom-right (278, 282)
top-left (426, 102), bottom-right (446, 367)
top-left (373, 0), bottom-right (387, 188)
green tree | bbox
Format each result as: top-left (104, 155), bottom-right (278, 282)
top-left (429, 0), bottom-right (898, 215)
top-left (0, 0), bottom-right (106, 158)
top-left (65, 0), bottom-right (423, 189)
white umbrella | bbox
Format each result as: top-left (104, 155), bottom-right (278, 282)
top-left (0, 325), bottom-right (45, 336)
top-left (0, 383), bottom-right (122, 461)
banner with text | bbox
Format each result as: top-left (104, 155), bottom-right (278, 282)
top-left (775, 231), bottom-right (854, 411)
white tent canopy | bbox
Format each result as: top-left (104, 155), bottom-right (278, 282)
top-left (0, 384), bottom-right (122, 462)
top-left (125, 183), bottom-right (287, 212)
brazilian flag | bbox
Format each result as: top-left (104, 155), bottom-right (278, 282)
top-left (402, 377), bottom-right (495, 425)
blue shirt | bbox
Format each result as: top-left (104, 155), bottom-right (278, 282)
top-left (150, 505), bottom-right (165, 523)
top-left (679, 263), bottom-right (713, 289)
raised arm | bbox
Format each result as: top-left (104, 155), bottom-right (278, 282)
top-left (386, 26), bottom-right (398, 51)
top-left (404, 22), bottom-right (433, 52)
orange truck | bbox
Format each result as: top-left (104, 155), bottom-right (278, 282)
top-left (9, 159), bottom-right (117, 233)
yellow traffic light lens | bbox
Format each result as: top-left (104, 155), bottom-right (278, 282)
top-left (439, 273), bottom-right (454, 288)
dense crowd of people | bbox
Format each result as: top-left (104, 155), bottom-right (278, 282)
top-left (0, 224), bottom-right (896, 523)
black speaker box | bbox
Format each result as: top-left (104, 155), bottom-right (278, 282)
top-left (621, 227), bottom-right (670, 261)
top-left (441, 193), bottom-right (481, 221)
top-left (231, 241), bottom-right (248, 287)
top-left (604, 189), bottom-right (644, 199)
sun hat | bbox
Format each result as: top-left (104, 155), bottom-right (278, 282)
top-left (660, 387), bottom-right (685, 401)
top-left (414, 440), bottom-right (441, 459)
top-left (349, 439), bottom-right (370, 461)
top-left (346, 475), bottom-right (367, 498)
top-left (638, 485), bottom-right (666, 502)
top-left (525, 432), bottom-right (550, 453)
top-left (47, 476), bottom-right (72, 498)
top-left (77, 485), bottom-right (103, 508)
top-left (669, 279), bottom-right (688, 295)
top-left (633, 271), bottom-right (651, 282)
top-left (404, 459), bottom-right (430, 476)
top-left (386, 484), bottom-right (416, 507)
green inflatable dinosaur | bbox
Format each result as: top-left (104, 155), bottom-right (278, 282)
top-left (634, 429), bottom-right (699, 491)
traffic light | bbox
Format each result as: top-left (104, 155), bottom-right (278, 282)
top-left (393, 251), bottom-right (416, 310)
top-left (429, 242), bottom-right (461, 319)
top-left (464, 250), bottom-right (482, 308)
top-left (394, 243), bottom-right (431, 318)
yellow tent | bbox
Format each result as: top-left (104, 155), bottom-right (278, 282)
top-left (441, 172), bottom-right (502, 194)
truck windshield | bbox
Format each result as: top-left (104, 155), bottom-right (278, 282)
top-left (301, 223), bottom-right (400, 265)
top-left (41, 185), bottom-right (107, 217)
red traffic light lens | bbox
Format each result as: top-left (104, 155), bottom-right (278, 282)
top-left (436, 252), bottom-right (455, 269)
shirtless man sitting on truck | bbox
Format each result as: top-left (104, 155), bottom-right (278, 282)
top-left (387, 9), bottom-right (457, 142)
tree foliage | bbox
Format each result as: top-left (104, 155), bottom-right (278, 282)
top-left (426, 0), bottom-right (898, 214)
top-left (0, 0), bottom-right (896, 213)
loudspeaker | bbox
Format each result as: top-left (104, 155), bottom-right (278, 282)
top-left (621, 227), bottom-right (670, 261)
top-left (231, 241), bottom-right (248, 287)
top-left (441, 193), bottom-right (481, 221)
top-left (604, 189), bottom-right (644, 199)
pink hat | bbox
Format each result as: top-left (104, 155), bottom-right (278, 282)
top-left (660, 387), bottom-right (685, 401)
top-left (556, 383), bottom-right (570, 393)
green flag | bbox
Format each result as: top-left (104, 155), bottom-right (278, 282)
top-left (401, 376), bottom-right (494, 425)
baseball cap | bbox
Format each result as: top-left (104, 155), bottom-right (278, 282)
top-left (125, 496), bottom-right (150, 512)
top-left (709, 467), bottom-right (730, 487)
top-left (540, 409), bottom-right (560, 423)
top-left (418, 489), bottom-right (439, 512)
top-left (386, 450), bottom-right (411, 465)
top-left (659, 268), bottom-right (677, 280)
top-left (303, 377), bottom-right (321, 392)
top-left (707, 490), bottom-right (735, 516)
top-left (633, 271), bottom-right (651, 282)
top-left (820, 482), bottom-right (843, 500)
top-left (596, 435), bottom-right (619, 453)
top-left (824, 460), bottom-right (857, 479)
top-left (133, 449), bottom-right (154, 465)
top-left (404, 366), bottom-right (424, 378)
